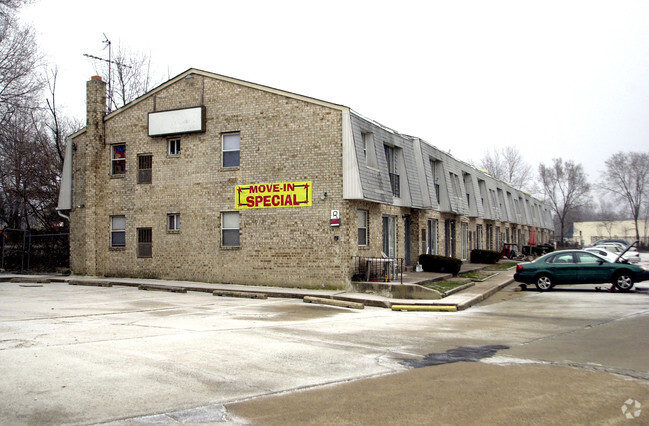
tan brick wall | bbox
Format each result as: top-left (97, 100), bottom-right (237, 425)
top-left (71, 75), bottom-right (352, 288)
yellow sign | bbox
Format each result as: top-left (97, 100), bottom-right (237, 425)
top-left (235, 181), bottom-right (312, 209)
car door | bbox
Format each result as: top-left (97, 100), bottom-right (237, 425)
top-left (546, 252), bottom-right (580, 283)
top-left (575, 252), bottom-right (615, 283)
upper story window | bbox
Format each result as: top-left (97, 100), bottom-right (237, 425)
top-left (430, 159), bottom-right (441, 204)
top-left (137, 154), bottom-right (152, 184)
top-left (168, 138), bottom-right (181, 156)
top-left (167, 213), bottom-right (180, 231)
top-left (362, 132), bottom-right (378, 169)
top-left (111, 144), bottom-right (126, 175)
top-left (449, 172), bottom-right (462, 199)
top-left (222, 133), bottom-right (240, 168)
top-left (384, 145), bottom-right (400, 198)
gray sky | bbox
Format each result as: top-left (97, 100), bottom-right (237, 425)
top-left (20, 0), bottom-right (649, 181)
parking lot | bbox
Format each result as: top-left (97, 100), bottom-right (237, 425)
top-left (1, 256), bottom-right (648, 424)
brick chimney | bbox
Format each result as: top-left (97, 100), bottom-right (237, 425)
top-left (72, 76), bottom-right (107, 276)
top-left (86, 75), bottom-right (106, 144)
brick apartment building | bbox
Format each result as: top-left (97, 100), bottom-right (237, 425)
top-left (57, 69), bottom-right (553, 288)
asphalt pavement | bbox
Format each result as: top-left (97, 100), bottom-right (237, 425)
top-left (2, 256), bottom-right (648, 424)
top-left (0, 262), bottom-right (516, 312)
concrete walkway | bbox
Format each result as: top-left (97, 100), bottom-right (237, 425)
top-left (0, 262), bottom-right (516, 311)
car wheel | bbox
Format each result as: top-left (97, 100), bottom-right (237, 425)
top-left (535, 274), bottom-right (553, 291)
top-left (612, 272), bottom-right (634, 292)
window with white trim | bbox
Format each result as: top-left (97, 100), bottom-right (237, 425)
top-left (222, 133), bottom-right (240, 168)
top-left (221, 212), bottom-right (240, 247)
top-left (167, 213), bottom-right (180, 231)
top-left (362, 132), bottom-right (378, 168)
top-left (168, 138), bottom-right (181, 156)
top-left (357, 210), bottom-right (368, 246)
top-left (110, 215), bottom-right (126, 247)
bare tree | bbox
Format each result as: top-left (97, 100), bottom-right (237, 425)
top-left (91, 41), bottom-right (158, 111)
top-left (0, 2), bottom-right (42, 124)
top-left (538, 158), bottom-right (591, 244)
top-left (478, 146), bottom-right (533, 191)
top-left (600, 151), bottom-right (649, 243)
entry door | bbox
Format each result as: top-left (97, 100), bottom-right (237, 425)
top-left (382, 216), bottom-right (397, 258)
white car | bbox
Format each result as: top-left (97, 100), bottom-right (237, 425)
top-left (587, 244), bottom-right (640, 263)
top-left (584, 247), bottom-right (627, 263)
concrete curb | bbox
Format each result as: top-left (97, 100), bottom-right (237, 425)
top-left (138, 284), bottom-right (187, 293)
top-left (304, 296), bottom-right (364, 310)
top-left (69, 279), bottom-right (112, 287)
top-left (1, 271), bottom-right (516, 311)
top-left (442, 282), bottom-right (475, 297)
top-left (392, 305), bottom-right (457, 312)
top-left (455, 278), bottom-right (515, 311)
top-left (214, 290), bottom-right (267, 299)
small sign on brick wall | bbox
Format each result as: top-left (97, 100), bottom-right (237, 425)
top-left (330, 210), bottom-right (340, 227)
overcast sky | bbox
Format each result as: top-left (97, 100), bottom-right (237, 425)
top-left (20, 0), bottom-right (649, 181)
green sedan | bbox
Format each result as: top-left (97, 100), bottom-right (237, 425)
top-left (514, 249), bottom-right (649, 292)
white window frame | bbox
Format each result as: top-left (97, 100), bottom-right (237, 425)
top-left (167, 213), bottom-right (180, 231)
top-left (110, 215), bottom-right (126, 248)
top-left (168, 138), bottom-right (181, 156)
top-left (357, 210), bottom-right (369, 246)
top-left (362, 132), bottom-right (378, 169)
top-left (221, 211), bottom-right (240, 247)
top-left (222, 133), bottom-right (240, 168)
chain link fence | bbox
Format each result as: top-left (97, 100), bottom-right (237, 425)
top-left (1, 229), bottom-right (69, 273)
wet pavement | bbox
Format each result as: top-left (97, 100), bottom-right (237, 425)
top-left (1, 257), bottom-right (648, 424)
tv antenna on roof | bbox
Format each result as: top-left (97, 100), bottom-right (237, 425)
top-left (83, 34), bottom-right (131, 113)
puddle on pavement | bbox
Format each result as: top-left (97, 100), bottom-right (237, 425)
top-left (400, 345), bottom-right (510, 368)
top-left (250, 303), bottom-right (346, 321)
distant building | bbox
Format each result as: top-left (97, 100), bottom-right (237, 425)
top-left (573, 220), bottom-right (649, 246)
top-left (57, 69), bottom-right (553, 288)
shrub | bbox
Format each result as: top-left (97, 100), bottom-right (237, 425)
top-left (470, 249), bottom-right (501, 264)
top-left (418, 254), bottom-right (463, 276)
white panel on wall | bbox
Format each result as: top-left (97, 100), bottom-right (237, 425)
top-left (148, 106), bottom-right (205, 136)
